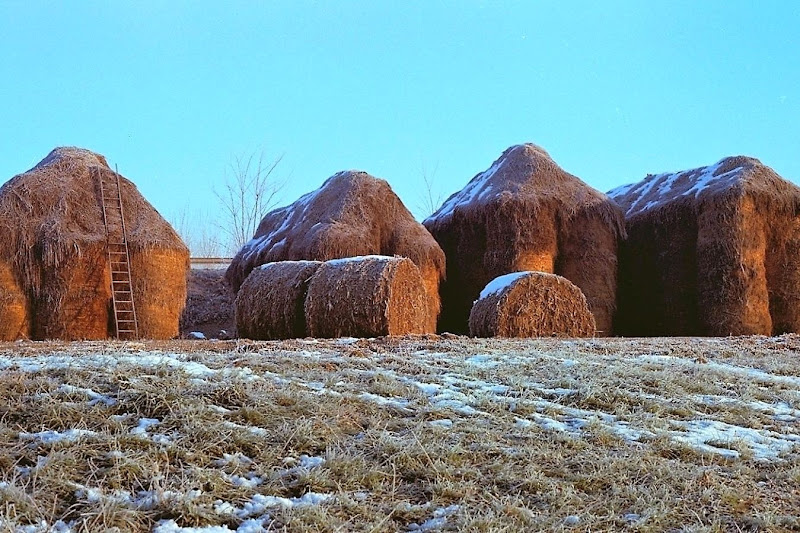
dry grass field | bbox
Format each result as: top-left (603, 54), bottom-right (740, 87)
top-left (0, 335), bottom-right (798, 532)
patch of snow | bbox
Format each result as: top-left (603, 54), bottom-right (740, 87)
top-left (223, 492), bottom-right (332, 519)
top-left (19, 429), bottom-right (97, 444)
top-left (188, 332), bottom-right (206, 340)
top-left (670, 419), bottom-right (800, 460)
top-left (465, 354), bottom-right (501, 368)
top-left (408, 504), bottom-right (461, 531)
top-left (325, 255), bottom-right (395, 266)
top-left (429, 419), bottom-right (454, 429)
top-left (56, 384), bottom-right (116, 406)
top-left (358, 392), bottom-right (411, 410)
top-left (478, 272), bottom-right (530, 300)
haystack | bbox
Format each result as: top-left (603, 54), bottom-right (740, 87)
top-left (0, 147), bottom-right (189, 340)
top-left (225, 170), bottom-right (445, 332)
top-left (469, 271), bottom-right (596, 338)
top-left (424, 144), bottom-right (624, 335)
top-left (304, 256), bottom-right (431, 338)
top-left (609, 155), bottom-right (800, 336)
top-left (236, 260), bottom-right (322, 340)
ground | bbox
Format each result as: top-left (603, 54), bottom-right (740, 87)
top-left (0, 335), bottom-right (798, 532)
top-left (180, 269), bottom-right (236, 340)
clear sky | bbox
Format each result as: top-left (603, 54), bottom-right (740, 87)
top-left (1, 1), bottom-right (798, 252)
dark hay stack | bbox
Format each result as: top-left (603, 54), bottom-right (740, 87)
top-left (235, 260), bottom-right (322, 340)
top-left (180, 269), bottom-right (237, 339)
top-left (304, 256), bottom-right (431, 338)
top-left (0, 147), bottom-right (189, 340)
top-left (609, 155), bottom-right (800, 336)
top-left (424, 144), bottom-right (624, 335)
top-left (226, 170), bottom-right (445, 332)
top-left (469, 271), bottom-right (596, 338)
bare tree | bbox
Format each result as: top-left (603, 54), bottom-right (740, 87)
top-left (416, 159), bottom-right (445, 220)
top-left (214, 150), bottom-right (286, 254)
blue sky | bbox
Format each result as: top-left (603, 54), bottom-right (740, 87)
top-left (1, 1), bottom-right (798, 251)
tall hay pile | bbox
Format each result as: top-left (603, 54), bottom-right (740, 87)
top-left (225, 170), bottom-right (445, 332)
top-left (0, 147), bottom-right (189, 340)
top-left (469, 271), bottom-right (596, 338)
top-left (304, 256), bottom-right (431, 338)
top-left (609, 155), bottom-right (800, 336)
top-left (424, 144), bottom-right (624, 335)
top-left (235, 261), bottom-right (322, 340)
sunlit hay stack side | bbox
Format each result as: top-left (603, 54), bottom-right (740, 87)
top-left (0, 261), bottom-right (30, 340)
top-left (226, 170), bottom-right (445, 332)
top-left (236, 260), bottom-right (323, 340)
top-left (469, 271), bottom-right (596, 338)
top-left (609, 155), bottom-right (800, 336)
top-left (304, 256), bottom-right (431, 338)
top-left (0, 147), bottom-right (189, 340)
top-left (424, 143), bottom-right (624, 335)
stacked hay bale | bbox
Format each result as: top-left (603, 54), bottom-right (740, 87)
top-left (609, 155), bottom-right (800, 336)
top-left (305, 256), bottom-right (431, 338)
top-left (226, 170), bottom-right (445, 332)
top-left (424, 143), bottom-right (624, 335)
top-left (235, 261), bottom-right (322, 340)
top-left (469, 271), bottom-right (596, 338)
top-left (0, 147), bottom-right (189, 340)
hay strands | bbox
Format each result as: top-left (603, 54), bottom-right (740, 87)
top-left (97, 165), bottom-right (139, 340)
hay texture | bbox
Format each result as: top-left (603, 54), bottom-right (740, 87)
top-left (236, 260), bottom-right (322, 340)
top-left (304, 256), bottom-right (431, 338)
top-left (609, 155), bottom-right (800, 336)
top-left (469, 271), bottom-right (596, 338)
top-left (226, 170), bottom-right (445, 332)
top-left (0, 147), bottom-right (189, 340)
top-left (424, 144), bottom-right (624, 335)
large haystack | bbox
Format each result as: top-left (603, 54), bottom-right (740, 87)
top-left (609, 156), bottom-right (800, 337)
top-left (236, 260), bottom-right (322, 340)
top-left (469, 271), bottom-right (596, 338)
top-left (424, 144), bottom-right (624, 335)
top-left (0, 147), bottom-right (189, 340)
top-left (304, 256), bottom-right (431, 338)
top-left (225, 170), bottom-right (445, 332)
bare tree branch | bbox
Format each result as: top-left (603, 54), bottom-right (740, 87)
top-left (416, 159), bottom-right (444, 220)
top-left (213, 150), bottom-right (286, 254)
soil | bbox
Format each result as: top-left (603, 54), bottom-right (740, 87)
top-left (179, 269), bottom-right (236, 339)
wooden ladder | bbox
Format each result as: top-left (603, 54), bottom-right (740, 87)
top-left (98, 167), bottom-right (139, 340)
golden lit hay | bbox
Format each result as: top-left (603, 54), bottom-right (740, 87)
top-left (235, 260), bottom-right (323, 340)
top-left (424, 144), bottom-right (624, 335)
top-left (226, 170), bottom-right (445, 332)
top-left (0, 147), bottom-right (189, 340)
top-left (0, 261), bottom-right (29, 340)
top-left (130, 248), bottom-right (189, 339)
top-left (610, 155), bottom-right (800, 336)
top-left (304, 256), bottom-right (431, 338)
top-left (469, 271), bottom-right (596, 338)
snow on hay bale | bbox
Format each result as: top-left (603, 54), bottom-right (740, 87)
top-left (424, 143), bottom-right (624, 335)
top-left (235, 260), bottom-right (323, 340)
top-left (225, 170), bottom-right (445, 332)
top-left (0, 147), bottom-right (189, 340)
top-left (469, 271), bottom-right (596, 338)
top-left (304, 256), bottom-right (432, 338)
top-left (609, 155), bottom-right (800, 336)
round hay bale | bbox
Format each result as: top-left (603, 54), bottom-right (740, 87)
top-left (304, 256), bottom-right (431, 338)
top-left (236, 260), bottom-right (323, 340)
top-left (469, 271), bottom-right (596, 338)
top-left (0, 262), bottom-right (29, 340)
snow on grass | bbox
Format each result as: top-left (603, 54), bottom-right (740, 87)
top-left (670, 419), bottom-right (800, 461)
top-left (19, 429), bottom-right (97, 444)
top-left (408, 504), bottom-right (461, 531)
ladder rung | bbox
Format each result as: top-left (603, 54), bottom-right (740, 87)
top-left (117, 320), bottom-right (136, 323)
top-left (111, 271), bottom-right (130, 275)
top-left (117, 330), bottom-right (136, 334)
